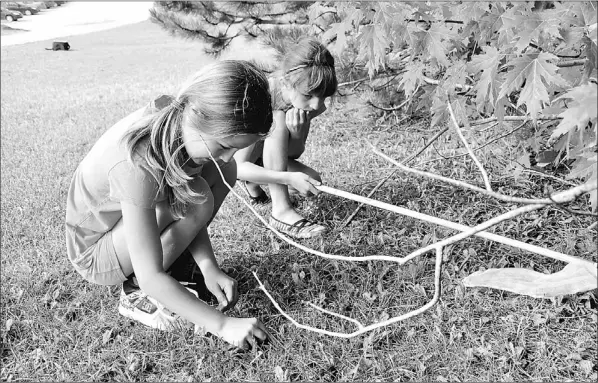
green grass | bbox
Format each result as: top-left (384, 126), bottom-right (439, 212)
top-left (1, 20), bottom-right (597, 382)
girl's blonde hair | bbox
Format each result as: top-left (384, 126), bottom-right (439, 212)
top-left (122, 60), bottom-right (272, 218)
top-left (279, 37), bottom-right (337, 99)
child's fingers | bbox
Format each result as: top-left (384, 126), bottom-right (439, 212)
top-left (211, 288), bottom-right (229, 311)
top-left (223, 282), bottom-right (239, 309)
top-left (251, 326), bottom-right (268, 342)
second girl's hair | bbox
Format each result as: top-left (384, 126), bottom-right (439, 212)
top-left (122, 60), bottom-right (273, 218)
top-left (280, 37), bottom-right (337, 99)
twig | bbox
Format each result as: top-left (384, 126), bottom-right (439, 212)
top-left (340, 126), bottom-right (449, 229)
top-left (446, 100), bottom-right (492, 191)
top-left (367, 98), bottom-right (410, 112)
top-left (521, 167), bottom-right (578, 187)
top-left (338, 77), bottom-right (369, 87)
top-left (317, 184), bottom-right (597, 267)
top-left (368, 142), bottom-right (588, 206)
top-left (305, 302), bottom-right (364, 329)
top-left (421, 120), bottom-right (528, 164)
top-left (556, 59), bottom-right (586, 68)
top-left (397, 180), bottom-right (597, 265)
top-left (198, 135), bottom-right (597, 338)
top-left (422, 75), bottom-right (473, 92)
top-left (546, 192), bottom-right (598, 217)
top-left (252, 246), bottom-right (444, 338)
top-left (470, 115), bottom-right (561, 126)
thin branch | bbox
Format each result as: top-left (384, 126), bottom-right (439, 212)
top-left (252, 246), bottom-right (444, 338)
top-left (556, 59), bottom-right (586, 68)
top-left (422, 76), bottom-right (473, 92)
top-left (368, 142), bottom-right (585, 206)
top-left (470, 115), bottom-right (562, 126)
top-left (546, 192), bottom-right (598, 217)
top-left (200, 137), bottom-right (597, 339)
top-left (317, 184), bottom-right (597, 267)
top-left (446, 100), bottom-right (493, 191)
top-left (340, 127), bottom-right (449, 229)
top-left (338, 77), bottom-right (369, 87)
top-left (367, 98), bottom-right (410, 112)
top-left (421, 120), bottom-right (528, 164)
top-left (521, 167), bottom-right (578, 187)
top-left (397, 180), bottom-right (597, 265)
top-left (305, 302), bottom-right (365, 329)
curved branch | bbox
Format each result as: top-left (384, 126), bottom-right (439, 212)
top-left (252, 246), bottom-right (444, 338)
top-left (446, 100), bottom-right (492, 191)
top-left (470, 115), bottom-right (562, 126)
top-left (423, 120), bottom-right (528, 164)
top-left (340, 126), bottom-right (449, 229)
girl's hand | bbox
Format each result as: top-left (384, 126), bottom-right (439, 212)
top-left (285, 108), bottom-right (309, 136)
top-left (217, 317), bottom-right (269, 350)
top-left (288, 173), bottom-right (321, 197)
top-left (202, 267), bottom-right (239, 312)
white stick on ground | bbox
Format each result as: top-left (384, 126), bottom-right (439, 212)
top-left (198, 135), bottom-right (597, 338)
top-left (446, 100), bottom-right (493, 191)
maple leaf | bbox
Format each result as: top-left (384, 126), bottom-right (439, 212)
top-left (550, 83), bottom-right (598, 141)
top-left (567, 153), bottom-right (598, 181)
top-left (498, 52), bottom-right (569, 119)
top-left (468, 46), bottom-right (501, 114)
top-left (430, 88), bottom-right (448, 127)
top-left (399, 60), bottom-right (425, 97)
top-left (442, 60), bottom-right (467, 96)
top-left (497, 5), bottom-right (521, 47)
top-left (357, 24), bottom-right (389, 77)
top-left (414, 22), bottom-right (456, 67)
top-left (322, 22), bottom-right (347, 57)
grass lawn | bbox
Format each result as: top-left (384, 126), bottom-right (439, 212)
top-left (1, 20), bottom-right (597, 382)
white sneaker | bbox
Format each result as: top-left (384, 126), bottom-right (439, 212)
top-left (118, 283), bottom-right (197, 332)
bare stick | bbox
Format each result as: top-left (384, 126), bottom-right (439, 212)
top-left (340, 126), bottom-right (449, 229)
top-left (369, 143), bottom-right (560, 205)
top-left (421, 120), bottom-right (528, 164)
top-left (470, 115), bottom-right (561, 126)
top-left (253, 246), bottom-right (443, 338)
top-left (316, 184), bottom-right (597, 267)
top-left (367, 98), bottom-right (410, 112)
top-left (446, 100), bottom-right (492, 191)
top-left (198, 136), bottom-right (596, 339)
top-left (305, 302), bottom-right (365, 329)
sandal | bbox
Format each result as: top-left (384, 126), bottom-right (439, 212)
top-left (269, 215), bottom-right (327, 239)
top-left (240, 181), bottom-right (271, 205)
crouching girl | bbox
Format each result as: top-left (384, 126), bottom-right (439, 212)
top-left (65, 60), bottom-right (272, 349)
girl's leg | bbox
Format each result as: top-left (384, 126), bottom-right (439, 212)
top-left (240, 141), bottom-right (268, 199)
top-left (112, 160), bottom-right (237, 276)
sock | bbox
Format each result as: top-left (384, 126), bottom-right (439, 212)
top-left (122, 274), bottom-right (139, 294)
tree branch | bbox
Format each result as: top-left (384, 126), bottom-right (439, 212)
top-left (340, 127), bottom-right (449, 229)
top-left (422, 120), bottom-right (528, 164)
top-left (252, 246), bottom-right (444, 338)
top-left (447, 100), bottom-right (493, 191)
top-left (470, 115), bottom-right (562, 126)
top-left (368, 142), bottom-right (576, 206)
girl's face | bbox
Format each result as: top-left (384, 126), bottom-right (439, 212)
top-left (282, 82), bottom-right (326, 112)
top-left (182, 126), bottom-right (261, 165)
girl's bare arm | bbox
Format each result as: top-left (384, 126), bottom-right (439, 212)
top-left (120, 202), bottom-right (267, 346)
top-left (121, 202), bottom-right (226, 334)
top-left (234, 140), bottom-right (292, 186)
